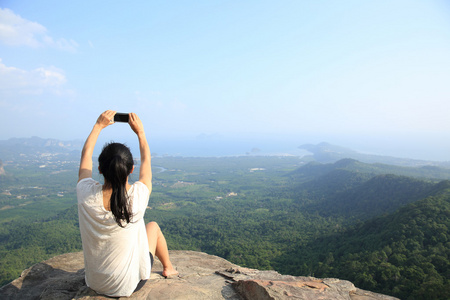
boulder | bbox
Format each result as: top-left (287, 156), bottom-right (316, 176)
top-left (0, 251), bottom-right (398, 300)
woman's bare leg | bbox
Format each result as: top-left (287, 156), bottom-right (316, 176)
top-left (146, 222), bottom-right (178, 277)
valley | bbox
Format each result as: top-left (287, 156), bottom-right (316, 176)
top-left (0, 140), bottom-right (449, 299)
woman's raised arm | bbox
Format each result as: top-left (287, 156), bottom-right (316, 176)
top-left (78, 110), bottom-right (116, 182)
top-left (128, 113), bottom-right (151, 190)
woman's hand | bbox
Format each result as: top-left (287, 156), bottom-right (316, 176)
top-left (129, 113), bottom-right (145, 135)
top-left (96, 110), bottom-right (116, 129)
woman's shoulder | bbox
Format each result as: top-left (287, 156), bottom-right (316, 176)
top-left (77, 177), bottom-right (98, 187)
top-left (132, 181), bottom-right (151, 194)
top-left (77, 178), bottom-right (101, 196)
top-left (129, 181), bottom-right (151, 215)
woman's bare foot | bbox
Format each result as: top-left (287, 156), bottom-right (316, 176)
top-left (162, 267), bottom-right (179, 278)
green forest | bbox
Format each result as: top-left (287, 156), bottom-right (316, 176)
top-left (0, 154), bottom-right (449, 299)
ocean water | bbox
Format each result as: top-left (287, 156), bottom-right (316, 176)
top-left (142, 138), bottom-right (309, 157)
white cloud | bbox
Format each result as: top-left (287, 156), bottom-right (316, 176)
top-left (42, 35), bottom-right (78, 52)
top-left (0, 8), bottom-right (78, 52)
top-left (0, 59), bottom-right (69, 95)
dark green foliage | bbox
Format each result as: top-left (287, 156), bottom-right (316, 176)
top-left (306, 174), bottom-right (435, 221)
top-left (278, 193), bottom-right (450, 299)
top-left (0, 205), bottom-right (81, 286)
top-left (145, 199), bottom-right (336, 271)
top-left (296, 168), bottom-right (373, 200)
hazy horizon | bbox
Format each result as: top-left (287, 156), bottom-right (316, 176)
top-left (1, 131), bottom-right (449, 162)
top-left (1, 1), bottom-right (449, 161)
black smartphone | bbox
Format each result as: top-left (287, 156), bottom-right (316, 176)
top-left (114, 113), bottom-right (129, 123)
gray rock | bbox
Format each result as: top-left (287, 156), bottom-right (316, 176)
top-left (219, 267), bottom-right (398, 300)
top-left (0, 251), bottom-right (398, 300)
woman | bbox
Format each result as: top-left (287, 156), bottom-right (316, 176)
top-left (77, 110), bottom-right (178, 297)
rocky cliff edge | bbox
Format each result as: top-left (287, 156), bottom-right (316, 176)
top-left (0, 250), bottom-right (398, 300)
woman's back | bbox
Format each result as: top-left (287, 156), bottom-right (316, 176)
top-left (77, 178), bottom-right (151, 297)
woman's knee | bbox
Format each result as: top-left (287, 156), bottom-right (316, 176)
top-left (146, 221), bottom-right (160, 232)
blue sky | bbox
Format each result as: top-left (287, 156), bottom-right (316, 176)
top-left (1, 1), bottom-right (450, 159)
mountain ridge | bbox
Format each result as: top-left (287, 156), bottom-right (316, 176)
top-left (299, 142), bottom-right (450, 168)
top-left (0, 137), bottom-right (83, 160)
top-left (290, 158), bottom-right (450, 181)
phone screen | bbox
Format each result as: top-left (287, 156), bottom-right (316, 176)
top-left (114, 113), bottom-right (129, 123)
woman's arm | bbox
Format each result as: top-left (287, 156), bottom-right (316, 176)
top-left (78, 110), bottom-right (116, 182)
top-left (128, 113), bottom-right (152, 190)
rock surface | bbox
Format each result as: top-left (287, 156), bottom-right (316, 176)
top-left (0, 250), bottom-right (398, 300)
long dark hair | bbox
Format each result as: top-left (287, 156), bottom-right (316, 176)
top-left (98, 142), bottom-right (134, 227)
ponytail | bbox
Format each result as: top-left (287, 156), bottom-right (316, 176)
top-left (98, 143), bottom-right (134, 227)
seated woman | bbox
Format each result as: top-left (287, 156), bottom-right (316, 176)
top-left (77, 110), bottom-right (178, 297)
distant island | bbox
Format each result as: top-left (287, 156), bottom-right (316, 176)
top-left (299, 142), bottom-right (450, 168)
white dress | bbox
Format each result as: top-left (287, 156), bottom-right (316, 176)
top-left (77, 178), bottom-right (151, 297)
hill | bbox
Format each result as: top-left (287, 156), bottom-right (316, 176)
top-left (277, 185), bottom-right (450, 299)
top-left (290, 158), bottom-right (450, 181)
top-left (299, 142), bottom-right (450, 168)
top-left (0, 136), bottom-right (82, 161)
top-left (300, 173), bottom-right (436, 221)
top-left (285, 159), bottom-right (450, 221)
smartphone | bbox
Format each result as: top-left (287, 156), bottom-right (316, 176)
top-left (114, 113), bottom-right (129, 123)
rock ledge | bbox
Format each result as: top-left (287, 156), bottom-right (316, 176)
top-left (0, 251), bottom-right (398, 299)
